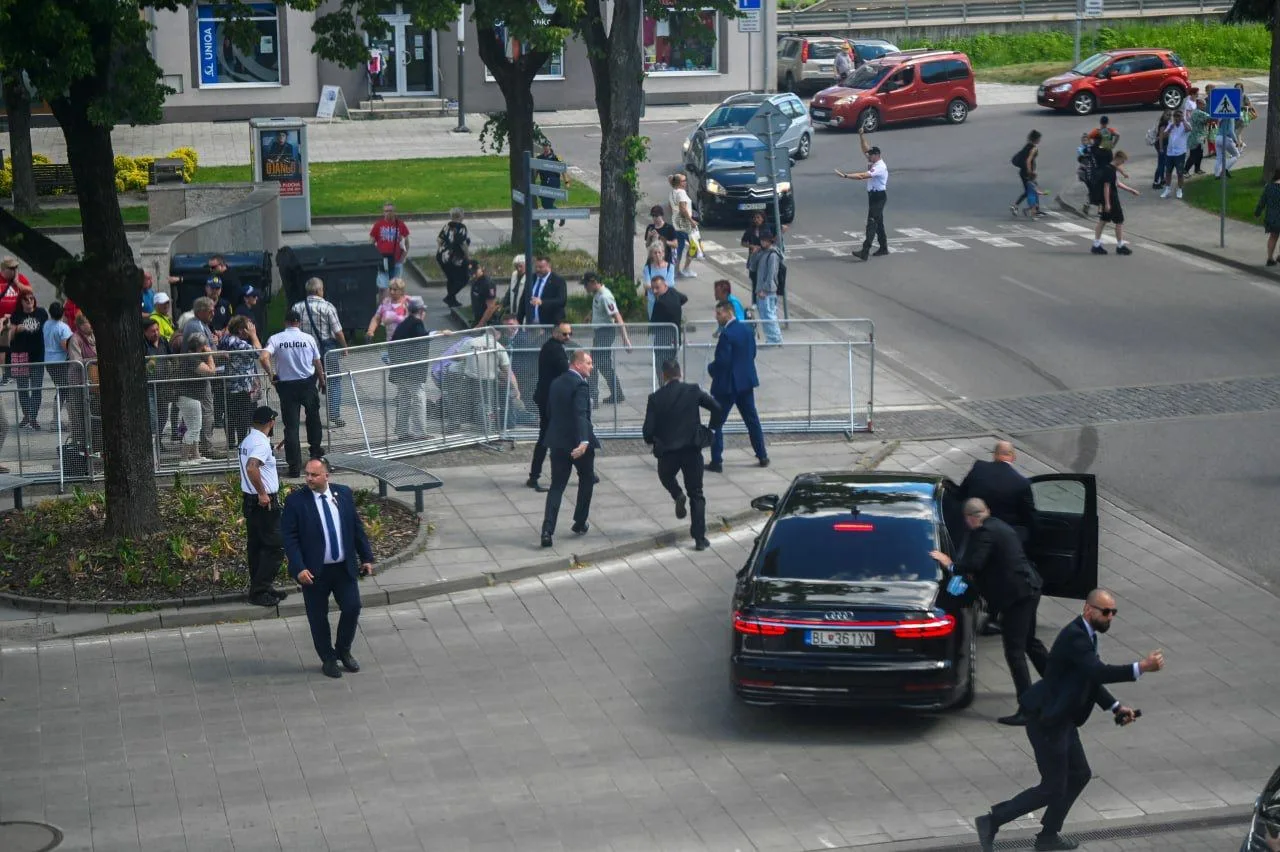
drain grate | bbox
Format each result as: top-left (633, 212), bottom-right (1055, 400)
top-left (0, 821), bottom-right (63, 852)
top-left (899, 810), bottom-right (1248, 851)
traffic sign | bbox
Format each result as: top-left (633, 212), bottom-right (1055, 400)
top-left (738, 10), bottom-right (762, 32)
top-left (1083, 0), bottom-right (1103, 17)
top-left (531, 207), bottom-right (590, 221)
top-left (529, 184), bottom-right (569, 201)
top-left (737, 0), bottom-right (761, 9)
top-left (746, 103), bottom-right (789, 143)
top-left (1210, 87), bottom-right (1242, 119)
top-left (529, 156), bottom-right (567, 174)
top-left (753, 146), bottom-right (791, 185)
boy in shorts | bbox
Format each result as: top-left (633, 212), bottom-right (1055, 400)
top-left (1091, 150), bottom-right (1140, 256)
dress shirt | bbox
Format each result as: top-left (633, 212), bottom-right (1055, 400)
top-left (866, 160), bottom-right (888, 192)
top-left (1081, 617), bottom-right (1141, 711)
top-left (531, 275), bottom-right (548, 324)
top-left (315, 489), bottom-right (345, 564)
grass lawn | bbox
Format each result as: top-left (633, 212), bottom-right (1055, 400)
top-left (13, 204), bottom-right (149, 228)
top-left (412, 244), bottom-right (598, 282)
top-left (976, 62), bottom-right (1266, 86)
top-left (1180, 165), bottom-right (1271, 226)
top-left (195, 156), bottom-right (601, 217)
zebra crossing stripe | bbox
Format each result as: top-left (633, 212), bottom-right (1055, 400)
top-left (925, 239), bottom-right (968, 250)
top-left (949, 226), bottom-right (991, 236)
top-left (897, 228), bottom-right (939, 238)
top-left (1028, 235), bottom-right (1075, 246)
top-left (1048, 222), bottom-right (1093, 234)
top-left (978, 237), bottom-right (1021, 247)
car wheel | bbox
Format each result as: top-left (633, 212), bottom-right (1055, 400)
top-left (946, 98), bottom-right (969, 124)
top-left (1072, 91), bottom-right (1096, 116)
top-left (950, 616), bottom-right (978, 710)
top-left (859, 107), bottom-right (880, 132)
top-left (796, 132), bottom-right (812, 160)
top-left (784, 72), bottom-right (797, 94)
top-left (781, 206), bottom-right (795, 225)
top-left (1160, 84), bottom-right (1185, 110)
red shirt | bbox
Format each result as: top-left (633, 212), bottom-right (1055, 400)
top-left (370, 217), bottom-right (410, 262)
top-left (0, 272), bottom-right (30, 318)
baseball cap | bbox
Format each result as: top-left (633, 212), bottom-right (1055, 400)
top-left (242, 285), bottom-right (258, 297)
top-left (206, 276), bottom-right (223, 289)
top-left (251, 405), bottom-right (278, 425)
top-left (153, 292), bottom-right (171, 305)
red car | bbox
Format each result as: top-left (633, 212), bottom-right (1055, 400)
top-left (1037, 49), bottom-right (1189, 115)
top-left (808, 50), bottom-right (976, 132)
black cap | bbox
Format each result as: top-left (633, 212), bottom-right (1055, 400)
top-left (581, 271), bottom-right (599, 286)
top-left (251, 405), bottom-right (278, 425)
top-left (866, 146), bottom-right (881, 156)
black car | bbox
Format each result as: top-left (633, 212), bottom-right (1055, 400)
top-left (686, 130), bottom-right (795, 227)
top-left (1243, 765), bottom-right (1280, 851)
top-left (730, 471), bottom-right (1099, 710)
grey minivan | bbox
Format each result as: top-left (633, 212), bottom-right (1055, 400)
top-left (682, 92), bottom-right (813, 170)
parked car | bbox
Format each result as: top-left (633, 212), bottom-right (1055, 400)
top-left (1242, 765), bottom-right (1280, 851)
top-left (682, 92), bottom-right (812, 170)
top-left (730, 471), bottom-right (1098, 710)
top-left (776, 36), bottom-right (899, 93)
top-left (808, 49), bottom-right (976, 132)
top-left (1037, 49), bottom-right (1189, 115)
top-left (686, 130), bottom-right (795, 226)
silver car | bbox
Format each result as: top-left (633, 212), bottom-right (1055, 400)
top-left (682, 92), bottom-right (813, 170)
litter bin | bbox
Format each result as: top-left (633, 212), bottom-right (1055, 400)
top-left (169, 251), bottom-right (274, 331)
top-left (276, 244), bottom-right (380, 337)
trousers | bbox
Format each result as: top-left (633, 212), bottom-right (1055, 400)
top-left (658, 447), bottom-right (706, 541)
top-left (300, 564), bottom-right (362, 663)
top-left (276, 376), bottom-right (324, 474)
top-left (590, 328), bottom-right (623, 402)
top-left (542, 446), bottom-right (595, 535)
top-left (241, 494), bottom-right (283, 596)
top-left (862, 190), bottom-right (888, 253)
top-left (1000, 593), bottom-right (1050, 699)
top-left (991, 719), bottom-right (1092, 834)
top-left (710, 389), bottom-right (767, 465)
top-left (529, 402), bottom-right (550, 480)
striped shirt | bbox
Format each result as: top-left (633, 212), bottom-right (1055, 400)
top-left (291, 296), bottom-right (342, 343)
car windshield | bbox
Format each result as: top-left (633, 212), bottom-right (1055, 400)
top-left (808, 42), bottom-right (847, 60)
top-left (758, 484), bottom-right (942, 582)
top-left (702, 104), bottom-right (760, 130)
top-left (1071, 53), bottom-right (1111, 75)
top-left (846, 62), bottom-right (895, 90)
top-left (706, 137), bottom-right (765, 168)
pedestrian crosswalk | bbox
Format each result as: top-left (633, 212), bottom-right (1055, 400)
top-left (701, 219), bottom-right (1100, 265)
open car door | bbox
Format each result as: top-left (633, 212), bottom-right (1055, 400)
top-left (1027, 474), bottom-right (1098, 600)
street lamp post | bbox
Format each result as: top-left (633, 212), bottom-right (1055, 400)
top-left (453, 5), bottom-right (469, 133)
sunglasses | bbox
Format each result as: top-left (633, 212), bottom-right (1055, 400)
top-left (1089, 604), bottom-right (1119, 617)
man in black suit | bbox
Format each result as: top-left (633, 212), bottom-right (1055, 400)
top-left (975, 589), bottom-right (1165, 852)
top-left (540, 349), bottom-right (598, 547)
top-left (519, 255), bottom-right (568, 326)
top-left (931, 498), bottom-right (1049, 725)
top-left (643, 359), bottom-right (723, 551)
top-left (526, 322), bottom-right (572, 493)
top-left (649, 274), bottom-right (687, 370)
top-left (958, 440), bottom-right (1038, 635)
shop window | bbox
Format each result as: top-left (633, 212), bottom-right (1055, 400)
top-left (195, 3), bottom-right (282, 87)
top-left (484, 21), bottom-right (565, 81)
top-left (644, 8), bottom-right (718, 74)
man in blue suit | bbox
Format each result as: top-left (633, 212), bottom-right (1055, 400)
top-left (281, 458), bottom-right (376, 679)
top-left (706, 299), bottom-right (768, 473)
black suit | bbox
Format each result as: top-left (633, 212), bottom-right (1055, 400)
top-left (541, 369), bottom-right (598, 536)
top-left (956, 516), bottom-right (1048, 698)
top-left (958, 459), bottom-right (1037, 542)
top-left (529, 335), bottom-right (569, 482)
top-left (643, 380), bottom-right (723, 542)
top-left (649, 287), bottom-right (687, 369)
top-left (519, 272), bottom-right (567, 326)
top-left (990, 616), bottom-right (1139, 835)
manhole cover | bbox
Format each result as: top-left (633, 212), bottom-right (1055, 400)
top-left (0, 821), bottom-right (63, 852)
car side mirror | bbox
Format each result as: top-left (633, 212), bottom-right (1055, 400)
top-left (750, 494), bottom-right (778, 512)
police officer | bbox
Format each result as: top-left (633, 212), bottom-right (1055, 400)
top-left (261, 309), bottom-right (325, 478)
top-left (836, 128), bottom-right (889, 260)
top-left (238, 405), bottom-right (286, 607)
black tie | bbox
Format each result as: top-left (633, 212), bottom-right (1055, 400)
top-left (1092, 633), bottom-right (1098, 652)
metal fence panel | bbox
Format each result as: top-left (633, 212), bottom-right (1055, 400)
top-left (786, 0), bottom-right (1227, 28)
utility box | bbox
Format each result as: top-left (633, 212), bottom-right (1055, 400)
top-left (249, 117), bottom-right (310, 232)
top-left (276, 244), bottom-right (380, 337)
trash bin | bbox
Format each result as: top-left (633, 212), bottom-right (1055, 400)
top-left (276, 244), bottom-right (380, 336)
top-left (169, 251), bottom-right (274, 331)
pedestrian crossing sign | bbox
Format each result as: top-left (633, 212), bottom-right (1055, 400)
top-left (1210, 88), bottom-right (1242, 119)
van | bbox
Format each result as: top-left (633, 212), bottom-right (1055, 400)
top-left (808, 50), bottom-right (976, 132)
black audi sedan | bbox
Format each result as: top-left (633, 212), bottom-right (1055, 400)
top-left (1242, 764), bottom-right (1280, 851)
top-left (730, 471), bottom-right (1098, 711)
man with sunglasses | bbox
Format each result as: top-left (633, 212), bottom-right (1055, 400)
top-left (976, 589), bottom-right (1165, 852)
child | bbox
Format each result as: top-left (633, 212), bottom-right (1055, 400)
top-left (1091, 150), bottom-right (1141, 256)
top-left (1077, 133), bottom-right (1096, 217)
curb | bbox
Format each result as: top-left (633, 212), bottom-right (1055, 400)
top-left (30, 440), bottom-right (898, 641)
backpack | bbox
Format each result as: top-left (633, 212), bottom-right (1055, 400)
top-left (1011, 144), bottom-right (1030, 170)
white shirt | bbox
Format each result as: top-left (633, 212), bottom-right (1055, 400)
top-left (865, 159), bottom-right (888, 192)
top-left (669, 187), bottom-right (694, 230)
top-left (265, 326), bottom-right (321, 381)
top-left (238, 428), bottom-right (278, 495)
top-left (1165, 119), bottom-right (1191, 157)
top-left (315, 489), bottom-right (345, 564)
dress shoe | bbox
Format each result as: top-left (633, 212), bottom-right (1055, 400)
top-left (1034, 833), bottom-right (1079, 851)
top-left (592, 474), bottom-right (600, 484)
top-left (541, 532), bottom-right (553, 548)
top-left (872, 247), bottom-right (890, 256)
top-left (269, 588), bottom-right (289, 602)
top-left (571, 522), bottom-right (589, 536)
top-left (704, 462), bottom-right (723, 473)
top-left (758, 457), bottom-right (770, 467)
top-left (526, 476), bottom-right (548, 493)
top-left (998, 711), bottom-right (1030, 726)
top-left (338, 652), bottom-right (360, 673)
top-left (675, 494), bottom-right (688, 519)
top-left (321, 659), bottom-right (343, 678)
top-left (853, 248), bottom-right (869, 261)
top-left (248, 591), bottom-right (278, 607)
top-left (975, 813), bottom-right (996, 852)
top-left (694, 538), bottom-right (711, 551)
top-left (979, 621), bottom-right (1002, 636)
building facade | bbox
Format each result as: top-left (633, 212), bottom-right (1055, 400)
top-left (146, 2), bottom-right (779, 122)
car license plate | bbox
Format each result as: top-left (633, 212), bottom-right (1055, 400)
top-left (807, 630), bottom-right (875, 648)
top-left (811, 108), bottom-right (830, 119)
top-left (738, 202), bottom-right (767, 211)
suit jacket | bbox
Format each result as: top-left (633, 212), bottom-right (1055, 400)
top-left (955, 517), bottom-right (1042, 611)
top-left (649, 288), bottom-right (688, 337)
top-left (1020, 616), bottom-right (1137, 728)
top-left (533, 336), bottom-right (569, 409)
top-left (546, 369), bottom-right (598, 450)
top-left (708, 318), bottom-right (759, 398)
top-left (519, 272), bottom-right (567, 326)
top-left (643, 380), bottom-right (722, 457)
top-left (958, 459), bottom-right (1037, 542)
top-left (280, 483), bottom-right (375, 581)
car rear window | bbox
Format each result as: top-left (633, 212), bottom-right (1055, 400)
top-left (808, 42), bottom-right (847, 60)
top-left (704, 104), bottom-right (760, 130)
top-left (758, 514), bottom-right (940, 582)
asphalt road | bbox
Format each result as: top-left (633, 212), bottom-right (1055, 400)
top-left (547, 99), bottom-right (1280, 586)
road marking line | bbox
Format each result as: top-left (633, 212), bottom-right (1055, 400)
top-left (897, 227), bottom-right (939, 238)
top-left (887, 246), bottom-right (917, 253)
top-left (949, 226), bottom-right (991, 236)
top-left (978, 237), bottom-right (1021, 247)
top-left (925, 239), bottom-right (968, 250)
top-left (1028, 235), bottom-right (1075, 246)
top-left (1001, 274), bottom-right (1069, 304)
top-left (843, 231), bottom-right (863, 240)
top-left (1049, 221), bottom-right (1093, 234)
top-left (701, 240), bottom-right (729, 252)
top-left (821, 246), bottom-right (848, 256)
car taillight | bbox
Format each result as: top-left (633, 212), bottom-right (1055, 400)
top-left (893, 615), bottom-right (956, 639)
top-left (833, 522), bottom-right (874, 532)
top-left (733, 611), bottom-right (787, 636)
top-left (800, 40), bottom-right (809, 63)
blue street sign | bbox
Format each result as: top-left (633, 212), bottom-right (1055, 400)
top-left (738, 0), bottom-right (762, 9)
top-left (1210, 87), bottom-right (1242, 120)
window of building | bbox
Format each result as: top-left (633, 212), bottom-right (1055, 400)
top-left (195, 3), bottom-right (282, 88)
top-left (644, 8), bottom-right (718, 74)
top-left (484, 21), bottom-right (565, 80)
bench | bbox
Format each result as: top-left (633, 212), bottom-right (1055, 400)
top-left (324, 453), bottom-right (442, 513)
top-left (0, 472), bottom-right (36, 509)
top-left (31, 163), bottom-right (77, 196)
top-left (149, 158), bottom-right (186, 185)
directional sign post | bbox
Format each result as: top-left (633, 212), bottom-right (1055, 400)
top-left (746, 101), bottom-right (792, 318)
top-left (1210, 87), bottom-right (1243, 248)
top-left (517, 151), bottom-right (591, 278)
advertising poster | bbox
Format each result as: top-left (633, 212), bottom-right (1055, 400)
top-left (260, 129), bottom-right (303, 197)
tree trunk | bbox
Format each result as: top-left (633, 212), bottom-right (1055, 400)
top-left (50, 91), bottom-right (160, 537)
top-left (582, 0), bottom-right (644, 281)
top-left (1266, 0), bottom-right (1280, 183)
top-left (3, 71), bottom-right (40, 217)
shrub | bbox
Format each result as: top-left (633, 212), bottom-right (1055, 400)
top-left (168, 146), bottom-right (199, 182)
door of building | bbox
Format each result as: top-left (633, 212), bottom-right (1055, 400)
top-left (374, 13), bottom-right (436, 96)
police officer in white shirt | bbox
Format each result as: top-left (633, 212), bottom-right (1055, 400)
top-left (836, 128), bottom-right (890, 261)
top-left (261, 309), bottom-right (325, 478)
top-left (239, 405), bottom-right (286, 606)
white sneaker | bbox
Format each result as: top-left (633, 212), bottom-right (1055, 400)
top-left (1176, 188), bottom-right (1183, 199)
top-left (682, 268), bottom-right (698, 278)
top-left (1160, 187), bottom-right (1171, 199)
